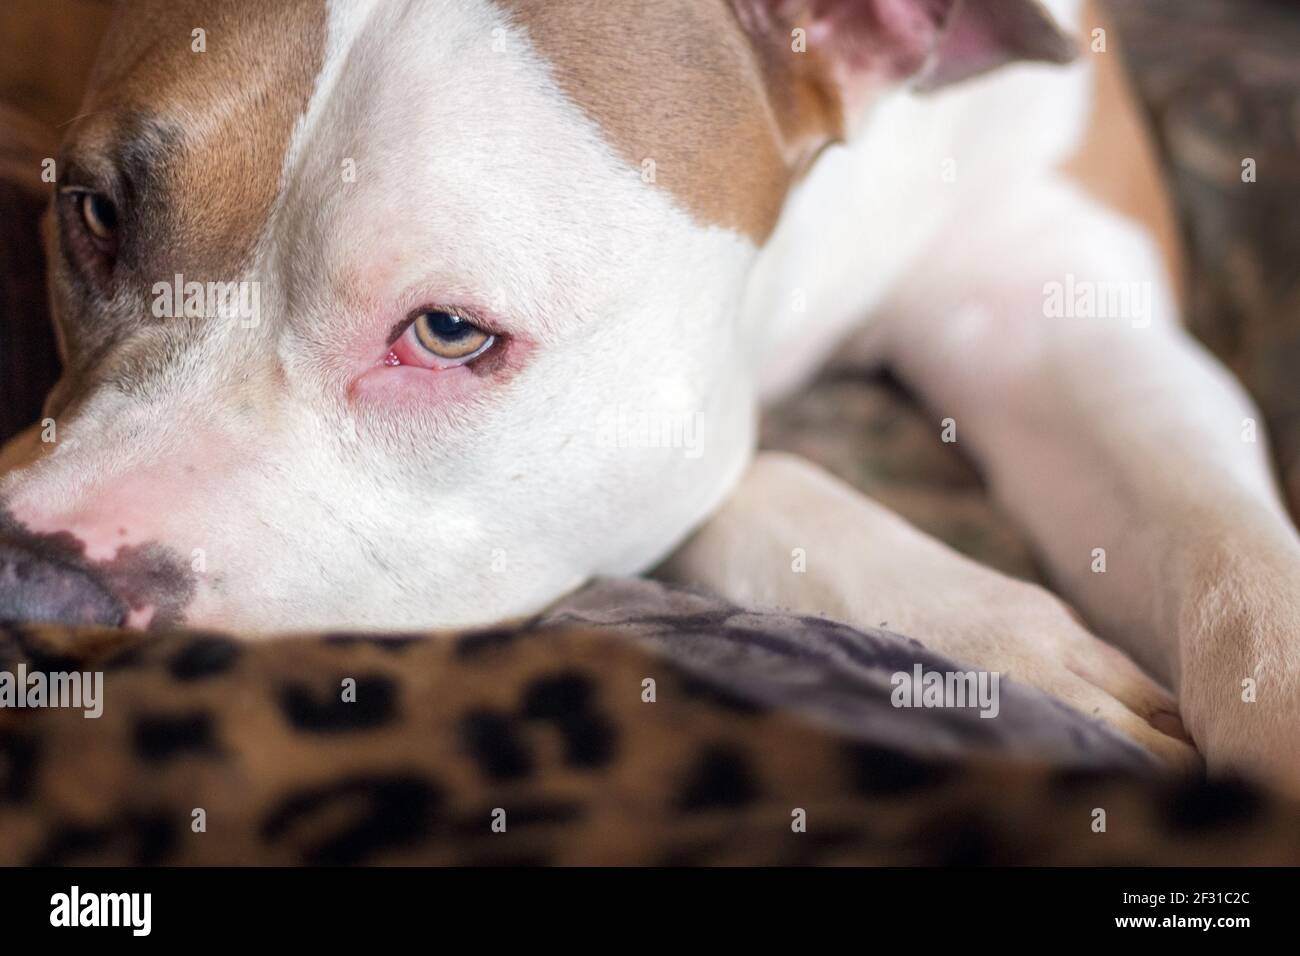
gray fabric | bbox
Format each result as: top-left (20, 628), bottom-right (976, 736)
top-left (542, 577), bottom-right (1155, 772)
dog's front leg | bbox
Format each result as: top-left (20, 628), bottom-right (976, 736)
top-left (883, 179), bottom-right (1300, 792)
top-left (658, 451), bottom-right (1196, 767)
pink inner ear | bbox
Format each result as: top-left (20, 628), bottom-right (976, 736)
top-left (806, 0), bottom-right (956, 78)
top-left (919, 2), bottom-right (1080, 91)
top-left (927, 10), bottom-right (1003, 84)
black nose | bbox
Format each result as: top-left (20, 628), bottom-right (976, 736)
top-left (0, 539), bottom-right (126, 627)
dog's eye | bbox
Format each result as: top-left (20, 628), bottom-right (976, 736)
top-left (57, 187), bottom-right (121, 282)
top-left (387, 310), bottom-right (496, 370)
top-left (78, 192), bottom-right (118, 242)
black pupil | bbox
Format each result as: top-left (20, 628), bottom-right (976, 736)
top-left (427, 311), bottom-right (470, 340)
top-left (88, 194), bottom-right (117, 231)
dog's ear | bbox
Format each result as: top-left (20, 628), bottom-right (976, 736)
top-left (733, 0), bottom-right (1078, 140)
top-left (918, 0), bottom-right (1080, 91)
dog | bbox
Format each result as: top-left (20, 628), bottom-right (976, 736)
top-left (1, 0), bottom-right (1298, 794)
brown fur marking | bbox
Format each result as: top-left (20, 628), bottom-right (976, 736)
top-left (1059, 2), bottom-right (1186, 301)
top-left (495, 0), bottom-right (842, 243)
top-left (64, 0), bottom-right (327, 283)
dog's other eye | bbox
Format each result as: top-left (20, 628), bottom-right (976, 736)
top-left (387, 310), bottom-right (496, 370)
top-left (58, 187), bottom-right (120, 279)
top-left (78, 192), bottom-right (118, 241)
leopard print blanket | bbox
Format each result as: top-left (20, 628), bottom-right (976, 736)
top-left (5, 586), bottom-right (1300, 866)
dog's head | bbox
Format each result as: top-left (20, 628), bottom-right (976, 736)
top-left (0, 0), bottom-right (1073, 631)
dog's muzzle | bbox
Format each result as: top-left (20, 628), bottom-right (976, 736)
top-left (0, 538), bottom-right (126, 627)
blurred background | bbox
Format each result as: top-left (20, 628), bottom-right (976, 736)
top-left (0, 1), bottom-right (110, 129)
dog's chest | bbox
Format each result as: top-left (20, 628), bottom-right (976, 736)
top-left (749, 0), bottom-right (1093, 400)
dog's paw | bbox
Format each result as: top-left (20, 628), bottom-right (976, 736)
top-left (920, 579), bottom-right (1200, 771)
top-left (661, 453), bottom-right (1199, 769)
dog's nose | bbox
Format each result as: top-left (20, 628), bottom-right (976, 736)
top-left (0, 539), bottom-right (126, 626)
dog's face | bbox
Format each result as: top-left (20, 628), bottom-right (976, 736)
top-left (0, 0), bottom-right (1071, 631)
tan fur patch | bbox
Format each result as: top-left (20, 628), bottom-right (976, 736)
top-left (495, 0), bottom-right (841, 243)
top-left (1059, 3), bottom-right (1185, 302)
top-left (66, 0), bottom-right (327, 281)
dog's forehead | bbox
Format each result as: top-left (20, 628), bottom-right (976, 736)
top-left (76, 0), bottom-right (798, 268)
top-left (73, 0), bottom-right (807, 284)
top-left (250, 0), bottom-right (772, 343)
